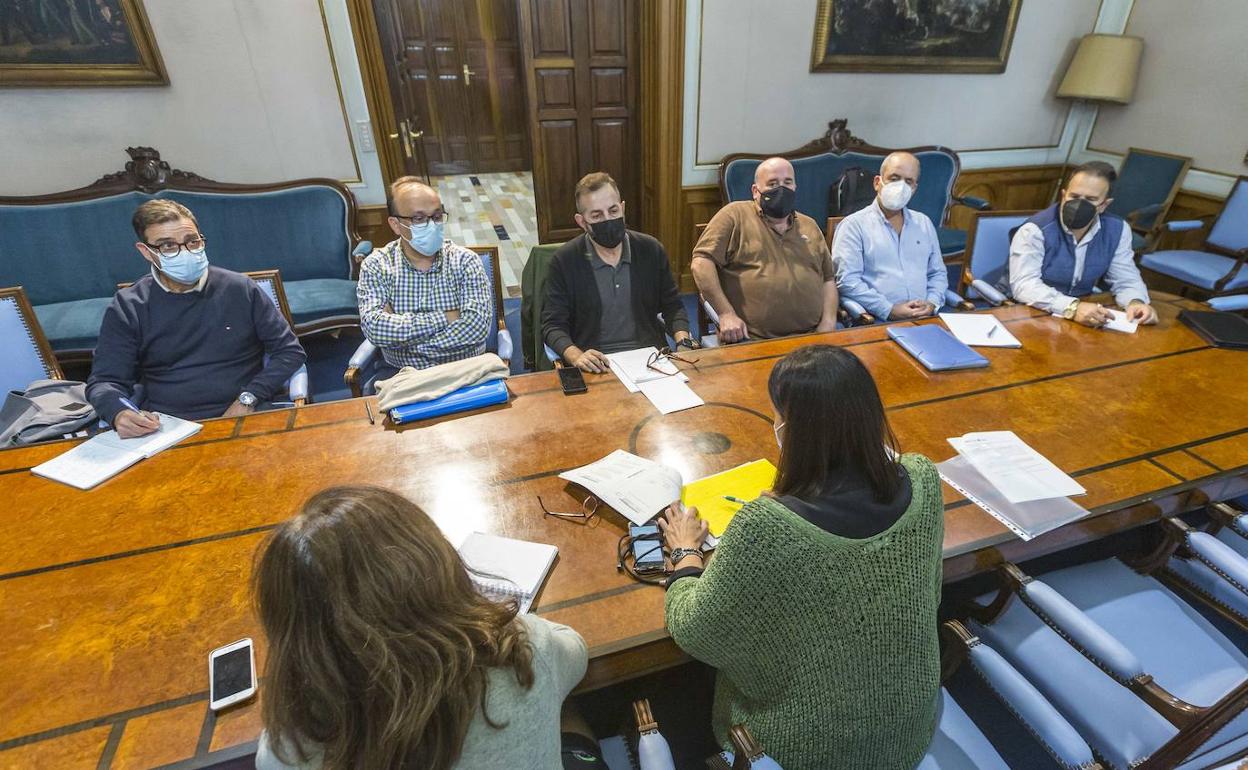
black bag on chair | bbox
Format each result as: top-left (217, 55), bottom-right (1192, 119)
top-left (830, 167), bottom-right (876, 217)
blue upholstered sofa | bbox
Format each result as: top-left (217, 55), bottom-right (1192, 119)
top-left (719, 119), bottom-right (989, 257)
top-left (0, 147), bottom-right (365, 361)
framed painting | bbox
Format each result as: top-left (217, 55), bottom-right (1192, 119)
top-left (0, 0), bottom-right (167, 86)
top-left (811, 0), bottom-right (1023, 73)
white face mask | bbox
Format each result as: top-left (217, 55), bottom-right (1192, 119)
top-left (773, 421), bottom-right (786, 449)
top-left (879, 179), bottom-right (914, 211)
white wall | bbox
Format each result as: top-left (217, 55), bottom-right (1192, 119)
top-left (0, 0), bottom-right (386, 204)
top-left (1079, 0), bottom-right (1247, 196)
top-left (682, 0), bottom-right (1101, 186)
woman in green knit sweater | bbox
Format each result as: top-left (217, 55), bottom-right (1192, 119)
top-left (661, 345), bottom-right (944, 770)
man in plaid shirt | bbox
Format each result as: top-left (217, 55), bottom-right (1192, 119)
top-left (357, 177), bottom-right (491, 374)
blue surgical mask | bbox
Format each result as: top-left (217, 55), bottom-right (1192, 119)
top-left (154, 246), bottom-right (209, 284)
top-left (403, 220), bottom-right (444, 256)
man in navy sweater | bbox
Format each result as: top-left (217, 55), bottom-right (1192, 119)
top-left (87, 200), bottom-right (306, 437)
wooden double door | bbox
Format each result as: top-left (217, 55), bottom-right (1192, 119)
top-left (375, 0), bottom-right (531, 176)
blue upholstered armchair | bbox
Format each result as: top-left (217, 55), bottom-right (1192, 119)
top-left (718, 120), bottom-right (990, 260)
top-left (1140, 175), bottom-right (1248, 299)
top-left (0, 147), bottom-right (367, 364)
top-left (345, 245), bottom-right (513, 398)
top-left (0, 286), bottom-right (64, 395)
top-left (954, 210), bottom-right (1036, 307)
top-left (1106, 148), bottom-right (1192, 252)
top-left (968, 561), bottom-right (1248, 768)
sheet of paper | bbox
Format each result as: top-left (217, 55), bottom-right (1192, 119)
top-left (638, 377), bottom-right (703, 415)
top-left (948, 431), bottom-right (1085, 504)
top-left (92, 413), bottom-right (203, 458)
top-left (559, 449), bottom-right (683, 525)
top-left (938, 454), bottom-right (1090, 541)
top-left (606, 347), bottom-right (686, 391)
top-left (1103, 309), bottom-right (1138, 334)
top-left (939, 313), bottom-right (1022, 348)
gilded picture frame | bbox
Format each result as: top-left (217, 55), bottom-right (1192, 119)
top-left (811, 0), bottom-right (1023, 74)
top-left (0, 0), bottom-right (168, 87)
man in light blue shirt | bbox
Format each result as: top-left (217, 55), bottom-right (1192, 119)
top-left (832, 152), bottom-right (947, 321)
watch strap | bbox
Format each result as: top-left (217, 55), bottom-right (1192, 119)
top-left (669, 547), bottom-right (704, 564)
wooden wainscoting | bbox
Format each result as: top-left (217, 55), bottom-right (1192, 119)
top-left (675, 185), bottom-right (721, 291)
top-left (357, 205), bottom-right (392, 262)
top-left (946, 164), bottom-right (1065, 232)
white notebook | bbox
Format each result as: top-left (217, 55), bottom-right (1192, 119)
top-left (459, 532), bottom-right (559, 614)
top-left (31, 413), bottom-right (203, 490)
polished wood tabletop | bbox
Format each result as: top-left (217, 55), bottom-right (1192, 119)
top-left (2, 295), bottom-right (1246, 769)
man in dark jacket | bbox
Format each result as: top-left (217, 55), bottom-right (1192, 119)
top-left (541, 172), bottom-right (693, 373)
top-left (87, 200), bottom-right (306, 436)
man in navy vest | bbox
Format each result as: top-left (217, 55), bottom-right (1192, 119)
top-left (1007, 161), bottom-right (1156, 328)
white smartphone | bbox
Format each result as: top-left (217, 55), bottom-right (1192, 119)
top-left (208, 638), bottom-right (257, 711)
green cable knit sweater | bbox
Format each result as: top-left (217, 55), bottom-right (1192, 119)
top-left (665, 454), bottom-right (944, 770)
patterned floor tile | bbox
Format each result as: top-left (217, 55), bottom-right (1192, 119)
top-left (434, 171), bottom-right (536, 297)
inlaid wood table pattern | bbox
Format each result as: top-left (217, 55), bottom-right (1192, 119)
top-left (2, 295), bottom-right (1245, 769)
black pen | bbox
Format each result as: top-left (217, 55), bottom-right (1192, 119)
top-left (365, 400), bottom-right (375, 425)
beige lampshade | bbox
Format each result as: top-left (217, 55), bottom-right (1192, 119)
top-left (1057, 34), bottom-right (1144, 104)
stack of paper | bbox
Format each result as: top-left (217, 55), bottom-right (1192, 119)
top-left (459, 532), bottom-right (558, 614)
top-left (32, 413), bottom-right (203, 490)
top-left (559, 449), bottom-right (683, 525)
top-left (939, 431), bottom-right (1088, 540)
top-left (606, 347), bottom-right (704, 415)
top-left (939, 313), bottom-right (1022, 348)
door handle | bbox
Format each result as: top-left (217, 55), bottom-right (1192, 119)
top-left (462, 64), bottom-right (475, 86)
top-left (391, 119), bottom-right (414, 159)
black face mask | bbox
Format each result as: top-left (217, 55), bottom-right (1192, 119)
top-left (1061, 198), bottom-right (1098, 230)
top-left (588, 216), bottom-right (626, 248)
top-left (758, 185), bottom-right (796, 219)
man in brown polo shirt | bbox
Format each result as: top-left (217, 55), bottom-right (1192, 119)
top-left (691, 156), bottom-right (839, 342)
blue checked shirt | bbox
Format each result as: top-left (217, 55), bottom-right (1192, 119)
top-left (357, 238), bottom-right (491, 369)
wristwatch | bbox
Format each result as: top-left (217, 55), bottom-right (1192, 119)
top-left (238, 392), bottom-right (258, 408)
top-left (1062, 298), bottom-right (1080, 320)
top-left (675, 337), bottom-right (701, 351)
top-left (669, 547), bottom-right (704, 565)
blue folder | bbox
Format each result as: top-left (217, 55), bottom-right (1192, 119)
top-left (388, 378), bottom-right (510, 424)
top-left (887, 324), bottom-right (989, 371)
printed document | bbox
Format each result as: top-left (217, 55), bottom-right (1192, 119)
top-left (638, 377), bottom-right (703, 415)
top-left (939, 313), bottom-right (1022, 348)
top-left (607, 347), bottom-right (687, 393)
top-left (559, 449), bottom-right (683, 525)
top-left (947, 431), bottom-right (1085, 504)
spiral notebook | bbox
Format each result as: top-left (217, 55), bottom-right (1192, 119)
top-left (458, 532), bottom-right (559, 614)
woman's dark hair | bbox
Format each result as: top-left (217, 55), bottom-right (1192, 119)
top-left (254, 485), bottom-right (534, 770)
top-left (767, 345), bottom-right (902, 503)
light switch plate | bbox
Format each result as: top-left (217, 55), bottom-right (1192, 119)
top-left (356, 120), bottom-right (375, 153)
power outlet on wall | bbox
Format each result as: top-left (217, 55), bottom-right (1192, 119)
top-left (356, 120), bottom-right (375, 153)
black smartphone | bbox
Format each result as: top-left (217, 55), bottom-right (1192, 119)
top-left (629, 524), bottom-right (665, 573)
top-left (558, 365), bottom-right (588, 395)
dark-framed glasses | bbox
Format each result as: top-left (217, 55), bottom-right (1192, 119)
top-left (394, 209), bottom-right (449, 226)
top-left (538, 494), bottom-right (600, 526)
top-left (646, 346), bottom-right (700, 376)
top-left (144, 235), bottom-right (206, 258)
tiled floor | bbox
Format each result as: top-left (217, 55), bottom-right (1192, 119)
top-left (435, 171), bottom-right (536, 297)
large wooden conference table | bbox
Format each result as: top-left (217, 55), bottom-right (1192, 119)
top-left (2, 295), bottom-right (1246, 769)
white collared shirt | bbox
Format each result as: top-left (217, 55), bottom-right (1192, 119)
top-left (1008, 217), bottom-right (1149, 315)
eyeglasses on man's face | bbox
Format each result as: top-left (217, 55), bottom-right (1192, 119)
top-left (144, 235), bottom-right (206, 258)
top-left (393, 209), bottom-right (449, 226)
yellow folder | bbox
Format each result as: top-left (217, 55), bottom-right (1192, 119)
top-left (680, 459), bottom-right (778, 537)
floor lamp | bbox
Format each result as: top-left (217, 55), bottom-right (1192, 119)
top-left (1054, 34), bottom-right (1144, 195)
